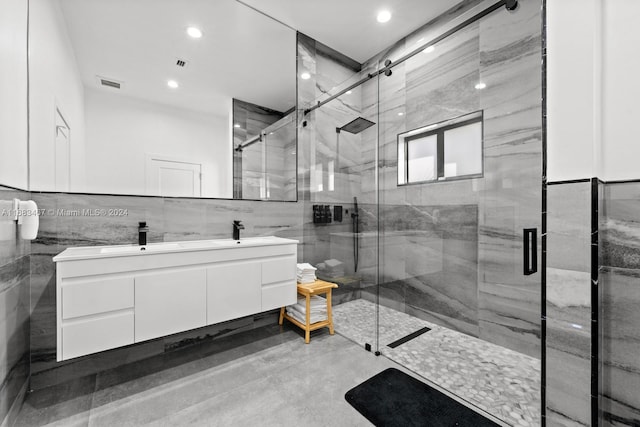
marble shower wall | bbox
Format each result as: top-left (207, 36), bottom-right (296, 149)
top-left (0, 186), bottom-right (30, 427)
top-left (546, 182), bottom-right (592, 426)
top-left (28, 192), bottom-right (303, 390)
top-left (358, 0), bottom-right (543, 358)
top-left (297, 33), bottom-right (371, 284)
top-left (600, 182), bottom-right (640, 426)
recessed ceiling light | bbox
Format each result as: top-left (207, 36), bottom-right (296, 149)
top-left (398, 112), bottom-right (404, 116)
top-left (475, 82), bottom-right (487, 90)
top-left (300, 72), bottom-right (311, 80)
top-left (187, 27), bottom-right (203, 39)
top-left (346, 90), bottom-right (352, 95)
top-left (377, 10), bottom-right (392, 23)
top-left (167, 80), bottom-right (179, 89)
top-left (423, 45), bottom-right (435, 54)
top-left (234, 123), bottom-right (241, 128)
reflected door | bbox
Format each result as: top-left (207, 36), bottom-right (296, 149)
top-left (146, 156), bottom-right (202, 197)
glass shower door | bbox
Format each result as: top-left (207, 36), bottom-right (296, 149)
top-left (374, 1), bottom-right (543, 425)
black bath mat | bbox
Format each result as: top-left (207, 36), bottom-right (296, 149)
top-left (345, 368), bottom-right (499, 427)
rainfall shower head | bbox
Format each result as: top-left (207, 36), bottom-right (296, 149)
top-left (505, 0), bottom-right (518, 10)
top-left (336, 117), bottom-right (375, 134)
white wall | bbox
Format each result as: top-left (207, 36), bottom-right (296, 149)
top-left (84, 89), bottom-right (231, 198)
top-left (29, 0), bottom-right (86, 191)
top-left (601, 0), bottom-right (640, 182)
top-left (548, 0), bottom-right (640, 182)
top-left (0, 0), bottom-right (28, 189)
top-left (546, 0), bottom-right (600, 182)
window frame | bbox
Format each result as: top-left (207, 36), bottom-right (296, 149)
top-left (397, 111), bottom-right (484, 186)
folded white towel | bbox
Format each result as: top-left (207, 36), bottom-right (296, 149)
top-left (289, 304), bottom-right (326, 320)
top-left (286, 307), bottom-right (325, 324)
top-left (297, 262), bottom-right (317, 271)
top-left (297, 272), bottom-right (316, 277)
top-left (290, 303), bottom-right (326, 318)
top-left (324, 259), bottom-right (343, 268)
top-left (296, 295), bottom-right (326, 310)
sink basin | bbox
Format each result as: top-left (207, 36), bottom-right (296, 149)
top-left (53, 236), bottom-right (299, 261)
top-left (100, 243), bottom-right (180, 254)
top-left (177, 240), bottom-right (227, 250)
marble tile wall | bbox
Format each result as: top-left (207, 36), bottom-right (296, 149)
top-left (297, 0), bottom-right (543, 358)
top-left (28, 192), bottom-right (303, 390)
top-left (297, 33), bottom-right (372, 272)
top-left (546, 181), bottom-right (592, 426)
top-left (0, 186), bottom-right (30, 427)
top-left (600, 182), bottom-right (640, 426)
top-left (358, 0), bottom-right (542, 358)
top-left (475, 0), bottom-right (542, 358)
top-left (359, 204), bottom-right (480, 337)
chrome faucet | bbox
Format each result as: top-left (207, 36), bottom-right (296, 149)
top-left (233, 220), bottom-right (244, 240)
top-left (138, 221), bottom-right (149, 245)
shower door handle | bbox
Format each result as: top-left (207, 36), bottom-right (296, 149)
top-left (523, 228), bottom-right (537, 275)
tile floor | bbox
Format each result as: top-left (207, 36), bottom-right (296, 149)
top-left (12, 322), bottom-right (506, 427)
top-left (15, 325), bottom-right (387, 426)
top-left (332, 299), bottom-right (541, 427)
top-left (13, 301), bottom-right (536, 427)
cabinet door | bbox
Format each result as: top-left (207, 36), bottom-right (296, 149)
top-left (135, 269), bottom-right (206, 342)
top-left (206, 262), bottom-right (261, 325)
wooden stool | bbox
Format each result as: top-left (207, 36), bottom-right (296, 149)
top-left (279, 279), bottom-right (338, 343)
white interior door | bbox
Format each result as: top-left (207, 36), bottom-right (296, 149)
top-left (146, 155), bottom-right (202, 197)
top-left (55, 109), bottom-right (70, 191)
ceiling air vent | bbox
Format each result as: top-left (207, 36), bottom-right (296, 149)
top-left (96, 76), bottom-right (123, 90)
top-left (100, 79), bottom-right (121, 89)
top-left (176, 58), bottom-right (188, 67)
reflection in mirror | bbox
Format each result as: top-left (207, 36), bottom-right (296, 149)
top-left (232, 99), bottom-right (296, 200)
top-left (28, 0), bottom-right (296, 200)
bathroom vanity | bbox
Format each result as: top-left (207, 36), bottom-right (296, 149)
top-left (53, 237), bottom-right (298, 361)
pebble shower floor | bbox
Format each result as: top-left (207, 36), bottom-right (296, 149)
top-left (332, 299), bottom-right (541, 427)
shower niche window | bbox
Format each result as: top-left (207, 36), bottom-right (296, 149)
top-left (398, 111), bottom-right (483, 185)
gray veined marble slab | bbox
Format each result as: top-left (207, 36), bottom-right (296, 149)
top-left (0, 187), bottom-right (31, 427)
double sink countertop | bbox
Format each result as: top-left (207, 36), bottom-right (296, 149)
top-left (53, 236), bottom-right (299, 262)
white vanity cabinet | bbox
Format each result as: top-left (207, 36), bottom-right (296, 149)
top-left (54, 237), bottom-right (298, 361)
top-left (135, 269), bottom-right (207, 342)
top-left (206, 262), bottom-right (262, 325)
top-left (59, 275), bottom-right (135, 360)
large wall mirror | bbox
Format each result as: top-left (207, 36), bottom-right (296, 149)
top-left (28, 0), bottom-right (296, 201)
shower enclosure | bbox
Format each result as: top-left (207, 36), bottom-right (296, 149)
top-left (298, 0), bottom-right (542, 425)
top-left (233, 107), bottom-right (297, 201)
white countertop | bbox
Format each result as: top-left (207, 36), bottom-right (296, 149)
top-left (53, 236), bottom-right (299, 262)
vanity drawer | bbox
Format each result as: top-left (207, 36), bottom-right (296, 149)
top-left (62, 311), bottom-right (134, 360)
top-left (62, 276), bottom-right (134, 319)
top-left (262, 281), bottom-right (296, 311)
top-left (261, 257), bottom-right (296, 284)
